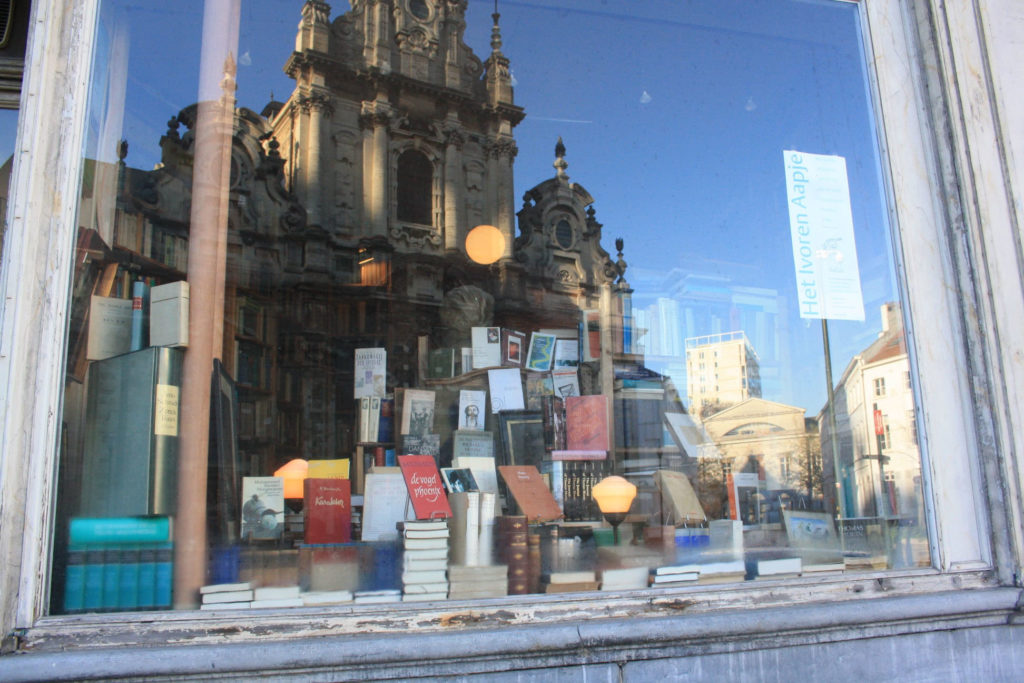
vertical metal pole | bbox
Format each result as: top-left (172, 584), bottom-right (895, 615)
top-left (821, 319), bottom-right (845, 551)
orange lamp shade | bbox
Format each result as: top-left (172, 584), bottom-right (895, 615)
top-left (274, 458), bottom-right (309, 499)
top-left (466, 224), bottom-right (505, 264)
top-left (591, 475), bottom-right (637, 515)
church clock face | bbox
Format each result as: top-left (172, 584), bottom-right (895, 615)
top-left (409, 0), bottom-right (430, 20)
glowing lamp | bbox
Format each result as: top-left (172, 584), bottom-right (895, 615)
top-left (591, 475), bottom-right (637, 545)
top-left (466, 224), bottom-right (505, 264)
top-left (274, 458), bottom-right (309, 499)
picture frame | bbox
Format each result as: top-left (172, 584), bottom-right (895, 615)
top-left (496, 409), bottom-right (546, 470)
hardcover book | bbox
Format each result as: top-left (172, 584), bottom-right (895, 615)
top-left (452, 431), bottom-right (495, 460)
top-left (487, 368), bottom-right (525, 413)
top-left (450, 454), bottom-right (499, 494)
top-left (427, 347), bottom-right (456, 379)
top-left (525, 332), bottom-right (557, 372)
top-left (307, 459), bottom-right (350, 479)
top-left (354, 347), bottom-right (387, 398)
top-left (565, 395), bottom-right (610, 451)
top-left (398, 455), bottom-right (452, 520)
top-left (551, 369), bottom-right (580, 399)
top-left (654, 469), bottom-right (705, 526)
top-left (399, 433), bottom-right (440, 458)
top-left (399, 389), bottom-right (436, 437)
top-left (524, 373), bottom-right (554, 411)
top-left (501, 328), bottom-right (525, 367)
top-left (304, 478), bottom-right (352, 544)
top-left (241, 477), bottom-right (285, 541)
top-left (581, 309), bottom-right (601, 362)
top-left (498, 465), bottom-right (563, 523)
top-left (441, 467), bottom-right (479, 493)
top-left (553, 338), bottom-right (579, 369)
top-left (471, 326), bottom-right (502, 369)
top-left (361, 471), bottom-right (411, 542)
top-left (86, 295), bottom-right (133, 361)
top-left (458, 390), bottom-right (487, 430)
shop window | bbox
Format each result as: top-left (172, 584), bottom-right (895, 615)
top-left (44, 0), bottom-right (935, 618)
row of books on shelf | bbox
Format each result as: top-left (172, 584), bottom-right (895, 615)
top-left (63, 516), bottom-right (173, 613)
top-left (113, 211), bottom-right (188, 273)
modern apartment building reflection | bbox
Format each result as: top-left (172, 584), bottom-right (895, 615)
top-left (684, 330), bottom-right (761, 418)
top-left (818, 303), bottom-right (924, 525)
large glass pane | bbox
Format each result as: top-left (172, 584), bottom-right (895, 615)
top-left (52, 0), bottom-right (929, 615)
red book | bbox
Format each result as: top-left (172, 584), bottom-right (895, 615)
top-left (565, 395), bottom-right (609, 451)
top-left (303, 478), bottom-right (352, 544)
top-left (398, 454), bottom-right (452, 520)
top-left (498, 465), bottom-right (563, 523)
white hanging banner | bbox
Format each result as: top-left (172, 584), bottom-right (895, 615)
top-left (783, 150), bottom-right (865, 321)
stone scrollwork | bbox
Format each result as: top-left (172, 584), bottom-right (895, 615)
top-left (389, 223), bottom-right (443, 250)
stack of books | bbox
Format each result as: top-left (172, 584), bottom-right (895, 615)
top-left (496, 515), bottom-right (529, 594)
top-left (696, 560), bottom-right (748, 584)
top-left (756, 557), bottom-right (802, 580)
top-left (63, 516), bottom-right (173, 613)
top-left (542, 570), bottom-right (599, 593)
top-left (401, 519), bottom-right (449, 602)
top-left (649, 563), bottom-right (700, 587)
top-left (353, 588), bottom-right (402, 604)
top-left (447, 564), bottom-right (509, 599)
top-left (250, 585), bottom-right (303, 608)
top-left (300, 590), bottom-right (354, 606)
top-left (599, 566), bottom-right (649, 591)
top-left (199, 582), bottom-right (253, 610)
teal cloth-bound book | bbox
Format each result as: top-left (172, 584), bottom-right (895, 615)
top-left (118, 545), bottom-right (141, 610)
top-left (102, 545), bottom-right (122, 610)
top-left (69, 516), bottom-right (172, 545)
top-left (137, 545), bottom-right (157, 610)
top-left (154, 543), bottom-right (173, 609)
top-left (63, 543), bottom-right (86, 614)
top-left (82, 545), bottom-right (106, 612)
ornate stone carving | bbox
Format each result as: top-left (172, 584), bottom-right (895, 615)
top-left (301, 0), bottom-right (331, 26)
top-left (389, 223), bottom-right (443, 250)
top-left (299, 92), bottom-right (334, 116)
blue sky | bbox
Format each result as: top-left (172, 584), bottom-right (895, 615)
top-left (43, 0), bottom-right (901, 415)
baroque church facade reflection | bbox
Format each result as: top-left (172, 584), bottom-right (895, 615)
top-left (95, 0), bottom-right (625, 472)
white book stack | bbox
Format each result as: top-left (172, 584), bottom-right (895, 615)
top-left (650, 564), bottom-right (701, 587)
top-left (447, 564), bottom-right (508, 600)
top-left (756, 557), bottom-right (802, 580)
top-left (599, 566), bottom-right (649, 591)
top-left (401, 519), bottom-right (449, 602)
top-left (353, 589), bottom-right (402, 604)
top-left (301, 590), bottom-right (354, 606)
top-left (199, 582), bottom-right (253, 610)
top-left (697, 560), bottom-right (748, 584)
top-left (250, 584), bottom-right (303, 608)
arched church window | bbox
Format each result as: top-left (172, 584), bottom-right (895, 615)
top-left (397, 149), bottom-right (433, 224)
top-left (555, 218), bottom-right (573, 249)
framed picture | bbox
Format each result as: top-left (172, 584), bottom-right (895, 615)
top-left (497, 409), bottom-right (545, 469)
top-left (782, 509), bottom-right (840, 554)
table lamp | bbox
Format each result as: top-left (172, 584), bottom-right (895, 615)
top-left (274, 458), bottom-right (308, 501)
top-left (592, 475), bottom-right (637, 545)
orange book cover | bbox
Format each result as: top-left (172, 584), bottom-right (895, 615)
top-left (498, 465), bottom-right (563, 523)
top-left (565, 395), bottom-right (609, 451)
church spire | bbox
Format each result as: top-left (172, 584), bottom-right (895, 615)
top-left (484, 1), bottom-right (513, 106)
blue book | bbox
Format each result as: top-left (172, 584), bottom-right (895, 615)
top-left (154, 543), bottom-right (173, 609)
top-left (70, 516), bottom-right (172, 545)
top-left (102, 545), bottom-right (122, 610)
top-left (118, 545), bottom-right (140, 611)
top-left (137, 546), bottom-right (157, 610)
top-left (82, 545), bottom-right (106, 612)
top-left (130, 279), bottom-right (147, 351)
top-left (63, 543), bottom-right (86, 614)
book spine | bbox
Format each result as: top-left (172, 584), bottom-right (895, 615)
top-left (83, 545), bottom-right (105, 611)
top-left (154, 543), bottom-right (173, 609)
top-left (63, 543), bottom-right (86, 614)
top-left (130, 280), bottom-right (145, 351)
top-left (118, 544), bottom-right (140, 611)
top-left (69, 516), bottom-right (172, 545)
top-left (102, 544), bottom-right (122, 611)
top-left (137, 545), bottom-right (157, 610)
